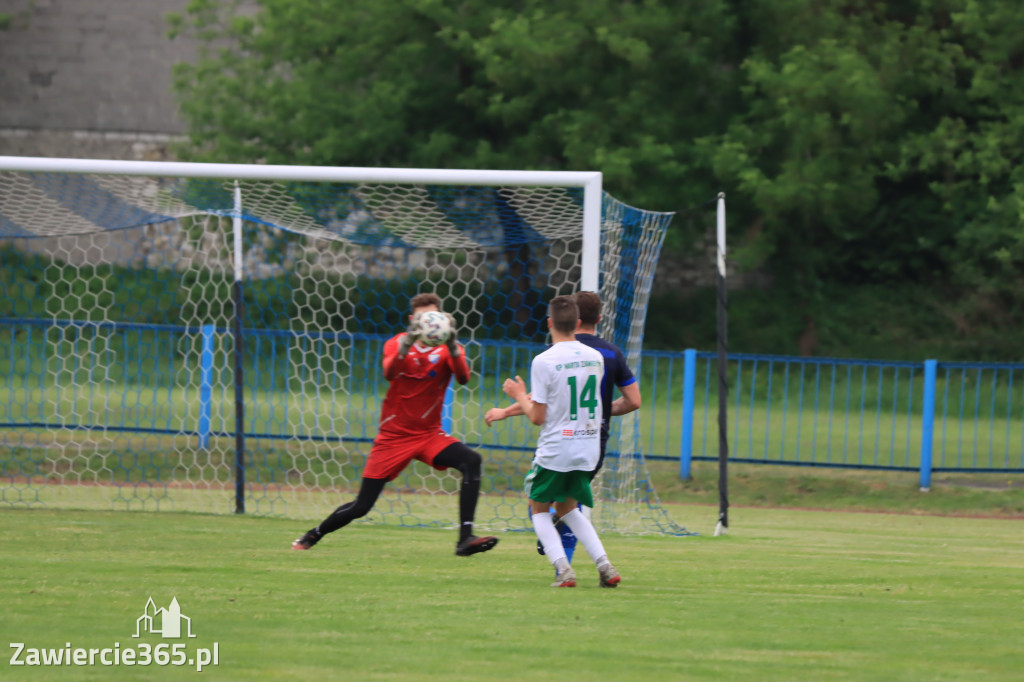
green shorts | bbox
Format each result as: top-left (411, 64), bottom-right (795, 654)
top-left (524, 464), bottom-right (594, 508)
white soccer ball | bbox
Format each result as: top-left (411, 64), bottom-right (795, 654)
top-left (417, 310), bottom-right (452, 347)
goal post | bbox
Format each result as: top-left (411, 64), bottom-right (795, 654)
top-left (0, 155), bottom-right (690, 535)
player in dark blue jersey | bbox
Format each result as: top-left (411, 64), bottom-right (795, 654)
top-left (485, 291), bottom-right (642, 562)
top-left (571, 291), bottom-right (642, 478)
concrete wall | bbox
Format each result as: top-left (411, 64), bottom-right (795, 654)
top-left (0, 0), bottom-right (196, 133)
top-left (0, 0), bottom-right (199, 159)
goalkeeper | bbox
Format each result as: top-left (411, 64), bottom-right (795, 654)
top-left (292, 293), bottom-right (498, 557)
top-left (485, 291), bottom-right (641, 561)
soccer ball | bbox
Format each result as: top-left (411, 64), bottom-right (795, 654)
top-left (417, 310), bottom-right (452, 347)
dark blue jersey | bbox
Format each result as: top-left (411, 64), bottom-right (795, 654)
top-left (575, 333), bottom-right (637, 440)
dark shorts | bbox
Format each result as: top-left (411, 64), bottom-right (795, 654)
top-left (362, 430), bottom-right (459, 481)
top-left (591, 433), bottom-right (609, 481)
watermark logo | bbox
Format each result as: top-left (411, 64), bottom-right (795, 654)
top-left (134, 597), bottom-right (196, 639)
top-left (9, 596), bottom-right (219, 672)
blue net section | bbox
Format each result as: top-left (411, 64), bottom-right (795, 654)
top-left (0, 169), bottom-right (689, 535)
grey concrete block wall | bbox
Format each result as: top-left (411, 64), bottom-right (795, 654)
top-left (0, 0), bottom-right (199, 136)
top-left (0, 128), bottom-right (181, 160)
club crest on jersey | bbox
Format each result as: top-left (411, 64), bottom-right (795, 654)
top-left (428, 354), bottom-right (441, 364)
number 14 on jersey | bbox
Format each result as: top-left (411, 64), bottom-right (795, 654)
top-left (567, 375), bottom-right (598, 420)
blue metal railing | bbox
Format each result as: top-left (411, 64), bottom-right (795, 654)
top-left (3, 318), bottom-right (1023, 489)
top-left (658, 351), bottom-right (1024, 487)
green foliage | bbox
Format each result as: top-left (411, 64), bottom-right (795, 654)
top-left (1, 245), bottom-right (188, 324)
top-left (0, 0), bottom-right (36, 31)
top-left (0, 244), bottom-right (556, 343)
top-left (166, 0), bottom-right (735, 216)
top-left (698, 0), bottom-right (1024, 331)
top-left (646, 279), bottom-right (1024, 361)
top-left (163, 0), bottom-right (1024, 360)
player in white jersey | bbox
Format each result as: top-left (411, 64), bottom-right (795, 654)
top-left (501, 295), bottom-right (622, 588)
top-left (528, 333), bottom-right (603, 473)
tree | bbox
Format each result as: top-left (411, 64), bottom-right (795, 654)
top-left (169, 0), bottom-right (1024, 357)
top-left (168, 0), bottom-right (737, 216)
top-left (700, 0), bottom-right (1024, 335)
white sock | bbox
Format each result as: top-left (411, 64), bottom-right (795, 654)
top-left (580, 505), bottom-right (593, 520)
top-left (560, 508), bottom-right (610, 567)
top-left (531, 512), bottom-right (567, 567)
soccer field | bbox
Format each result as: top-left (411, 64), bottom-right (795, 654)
top-left (2, 507), bottom-right (1021, 681)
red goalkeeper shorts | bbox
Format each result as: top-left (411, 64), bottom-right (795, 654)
top-left (362, 429), bottom-right (460, 481)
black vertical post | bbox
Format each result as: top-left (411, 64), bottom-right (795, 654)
top-left (715, 193), bottom-right (729, 534)
top-left (716, 270), bottom-right (729, 531)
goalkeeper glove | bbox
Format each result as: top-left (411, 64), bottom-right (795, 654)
top-left (397, 313), bottom-right (422, 358)
top-left (444, 313), bottom-right (461, 358)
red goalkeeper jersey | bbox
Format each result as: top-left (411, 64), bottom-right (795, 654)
top-left (378, 333), bottom-right (470, 436)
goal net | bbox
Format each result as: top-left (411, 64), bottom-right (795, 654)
top-left (0, 157), bottom-right (690, 535)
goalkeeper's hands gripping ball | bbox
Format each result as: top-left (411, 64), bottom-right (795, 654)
top-left (398, 312), bottom-right (422, 358)
top-left (444, 313), bottom-right (461, 359)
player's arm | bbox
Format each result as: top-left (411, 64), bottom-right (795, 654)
top-left (610, 351), bottom-right (641, 415)
top-left (502, 376), bottom-right (545, 425)
top-left (447, 346), bottom-right (471, 385)
top-left (382, 336), bottom-right (406, 381)
top-left (484, 396), bottom-right (529, 426)
top-left (611, 380), bottom-right (641, 416)
top-left (384, 313), bottom-right (425, 380)
top-left (443, 313), bottom-right (471, 385)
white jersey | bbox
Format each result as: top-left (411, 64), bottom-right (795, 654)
top-left (529, 340), bottom-right (604, 472)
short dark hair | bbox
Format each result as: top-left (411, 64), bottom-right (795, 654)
top-left (574, 291), bottom-right (601, 327)
top-left (410, 293), bottom-right (442, 312)
top-left (549, 295), bottom-right (579, 335)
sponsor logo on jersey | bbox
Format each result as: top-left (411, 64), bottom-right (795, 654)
top-left (561, 428), bottom-right (599, 438)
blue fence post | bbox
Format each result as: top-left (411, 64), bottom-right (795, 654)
top-left (920, 359), bottom-right (938, 491)
top-left (199, 324), bottom-right (214, 450)
top-left (680, 348), bottom-right (697, 479)
top-left (442, 381), bottom-right (454, 435)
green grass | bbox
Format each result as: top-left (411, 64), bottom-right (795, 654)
top-left (649, 461), bottom-right (1024, 519)
top-left (1, 508), bottom-right (1022, 681)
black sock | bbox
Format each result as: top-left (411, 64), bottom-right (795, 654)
top-left (317, 501), bottom-right (357, 536)
top-left (434, 443), bottom-right (483, 543)
top-left (457, 475), bottom-right (481, 542)
top-left (316, 478), bottom-right (386, 536)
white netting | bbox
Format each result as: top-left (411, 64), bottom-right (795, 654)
top-left (0, 164), bottom-right (688, 534)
